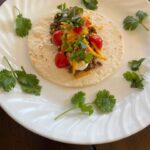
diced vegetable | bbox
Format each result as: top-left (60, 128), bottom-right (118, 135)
top-left (89, 35), bottom-right (103, 49)
top-left (55, 52), bottom-right (70, 68)
top-left (52, 30), bottom-right (63, 46)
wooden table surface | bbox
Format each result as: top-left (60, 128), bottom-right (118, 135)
top-left (0, 0), bottom-right (150, 150)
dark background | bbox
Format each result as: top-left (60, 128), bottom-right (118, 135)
top-left (0, 0), bottom-right (150, 150)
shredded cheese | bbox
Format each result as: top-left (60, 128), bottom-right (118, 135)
top-left (74, 71), bottom-right (91, 79)
top-left (72, 60), bottom-right (77, 75)
top-left (87, 45), bottom-right (107, 60)
top-left (81, 28), bottom-right (89, 35)
top-left (83, 39), bottom-right (107, 60)
top-left (91, 43), bottom-right (102, 54)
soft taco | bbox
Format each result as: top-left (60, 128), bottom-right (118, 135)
top-left (28, 4), bottom-right (124, 87)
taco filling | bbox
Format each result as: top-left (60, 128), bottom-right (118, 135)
top-left (50, 4), bottom-right (106, 77)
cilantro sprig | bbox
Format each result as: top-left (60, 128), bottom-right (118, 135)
top-left (123, 10), bottom-right (149, 31)
top-left (0, 57), bottom-right (42, 95)
top-left (55, 90), bottom-right (116, 120)
top-left (54, 91), bottom-right (94, 120)
top-left (128, 58), bottom-right (145, 71)
top-left (14, 6), bottom-right (32, 37)
top-left (123, 58), bottom-right (145, 89)
top-left (123, 71), bottom-right (144, 89)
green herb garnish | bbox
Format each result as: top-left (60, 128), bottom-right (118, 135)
top-left (70, 50), bottom-right (93, 63)
top-left (136, 10), bottom-right (148, 24)
top-left (15, 6), bottom-right (32, 37)
top-left (94, 90), bottom-right (116, 113)
top-left (55, 90), bottom-right (116, 120)
top-left (0, 57), bottom-right (42, 95)
top-left (84, 52), bottom-right (93, 63)
top-left (0, 70), bottom-right (16, 92)
top-left (57, 4), bottom-right (84, 27)
top-left (69, 6), bottom-right (83, 17)
top-left (128, 58), bottom-right (145, 71)
top-left (123, 10), bottom-right (149, 31)
top-left (57, 3), bottom-right (67, 11)
top-left (123, 58), bottom-right (145, 89)
top-left (15, 69), bottom-right (41, 96)
top-left (69, 36), bottom-right (93, 63)
top-left (123, 71), bottom-right (144, 89)
top-left (82, 0), bottom-right (98, 10)
top-left (54, 91), bottom-right (94, 120)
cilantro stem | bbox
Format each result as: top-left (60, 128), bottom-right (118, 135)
top-left (141, 23), bottom-right (149, 31)
top-left (21, 66), bottom-right (26, 73)
top-left (3, 56), bottom-right (17, 79)
top-left (14, 6), bottom-right (21, 15)
top-left (54, 107), bottom-right (76, 120)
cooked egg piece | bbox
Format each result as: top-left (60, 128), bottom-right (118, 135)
top-left (76, 61), bottom-right (89, 71)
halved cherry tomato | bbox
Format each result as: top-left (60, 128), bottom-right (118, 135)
top-left (52, 30), bottom-right (63, 46)
top-left (73, 27), bottom-right (83, 34)
top-left (85, 20), bottom-right (92, 27)
top-left (55, 52), bottom-right (70, 68)
top-left (88, 35), bottom-right (103, 49)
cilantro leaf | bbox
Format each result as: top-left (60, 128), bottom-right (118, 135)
top-left (15, 7), bottom-right (32, 37)
top-left (71, 91), bottom-right (85, 106)
top-left (82, 0), bottom-right (98, 10)
top-left (71, 15), bottom-right (84, 27)
top-left (123, 16), bottom-right (139, 31)
top-left (15, 69), bottom-right (41, 96)
top-left (71, 91), bottom-right (94, 115)
top-left (94, 90), bottom-right (116, 113)
top-left (128, 58), bottom-right (145, 71)
top-left (20, 85), bottom-right (41, 96)
top-left (79, 103), bottom-right (94, 115)
top-left (70, 50), bottom-right (93, 63)
top-left (57, 3), bottom-right (67, 11)
top-left (84, 52), bottom-right (93, 63)
top-left (136, 10), bottom-right (148, 23)
top-left (70, 50), bottom-right (85, 62)
top-left (69, 6), bottom-right (83, 17)
top-left (0, 70), bottom-right (16, 92)
top-left (123, 71), bottom-right (144, 89)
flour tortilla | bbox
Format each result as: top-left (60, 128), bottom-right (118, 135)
top-left (28, 11), bottom-right (124, 87)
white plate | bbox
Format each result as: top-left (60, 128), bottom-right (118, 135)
top-left (0, 0), bottom-right (150, 145)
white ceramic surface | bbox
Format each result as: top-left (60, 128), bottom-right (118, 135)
top-left (0, 0), bottom-right (150, 144)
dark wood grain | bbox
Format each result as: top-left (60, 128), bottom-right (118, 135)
top-left (0, 0), bottom-right (150, 149)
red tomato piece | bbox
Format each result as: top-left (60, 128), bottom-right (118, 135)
top-left (55, 52), bottom-right (70, 68)
top-left (52, 30), bottom-right (63, 46)
top-left (73, 27), bottom-right (83, 34)
top-left (85, 20), bottom-right (92, 27)
top-left (89, 35), bottom-right (103, 49)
